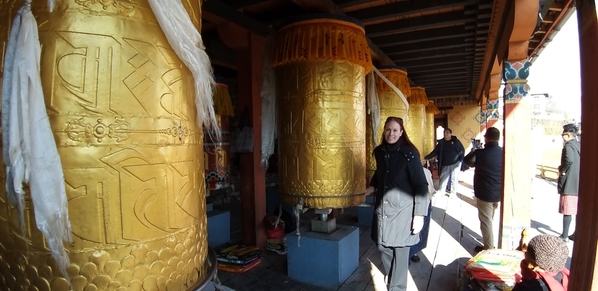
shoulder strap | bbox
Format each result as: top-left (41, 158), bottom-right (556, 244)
top-left (538, 270), bottom-right (567, 291)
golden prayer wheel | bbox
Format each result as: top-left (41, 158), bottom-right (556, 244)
top-left (204, 80), bottom-right (234, 191)
top-left (405, 86), bottom-right (429, 155)
top-left (0, 1), bottom-right (214, 290)
top-left (204, 115), bottom-right (230, 191)
top-left (424, 101), bottom-right (440, 157)
top-left (366, 67), bottom-right (410, 180)
top-left (271, 15), bottom-right (372, 209)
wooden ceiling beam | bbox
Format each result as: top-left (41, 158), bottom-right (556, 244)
top-left (384, 38), bottom-right (474, 55)
top-left (367, 11), bottom-right (475, 38)
top-left (415, 79), bottom-right (471, 86)
top-left (346, 0), bottom-right (478, 23)
top-left (397, 58), bottom-right (473, 69)
top-left (334, 0), bottom-right (373, 9)
top-left (202, 0), bottom-right (273, 36)
top-left (407, 65), bottom-right (470, 74)
top-left (395, 52), bottom-right (472, 63)
top-left (411, 73), bottom-right (472, 80)
top-left (291, 0), bottom-right (341, 13)
top-left (390, 46), bottom-right (473, 59)
top-left (372, 26), bottom-right (474, 47)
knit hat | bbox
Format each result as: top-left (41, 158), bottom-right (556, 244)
top-left (527, 234), bottom-right (569, 273)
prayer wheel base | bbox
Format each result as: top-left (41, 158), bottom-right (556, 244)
top-left (189, 247), bottom-right (218, 291)
top-left (311, 217), bottom-right (337, 234)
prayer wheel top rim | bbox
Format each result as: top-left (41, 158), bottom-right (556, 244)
top-left (377, 65), bottom-right (409, 74)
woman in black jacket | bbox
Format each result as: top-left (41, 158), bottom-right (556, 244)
top-left (557, 124), bottom-right (581, 242)
top-left (364, 116), bottom-right (429, 291)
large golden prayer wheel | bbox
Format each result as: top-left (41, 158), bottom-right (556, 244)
top-left (204, 80), bottom-right (234, 191)
top-left (405, 86), bottom-right (429, 155)
top-left (271, 15), bottom-right (372, 209)
top-left (366, 67), bottom-right (410, 180)
top-left (0, 1), bottom-right (212, 290)
top-left (424, 101), bottom-right (440, 157)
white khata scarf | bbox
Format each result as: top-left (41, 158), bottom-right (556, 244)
top-left (147, 0), bottom-right (219, 133)
top-left (1, 0), bottom-right (72, 279)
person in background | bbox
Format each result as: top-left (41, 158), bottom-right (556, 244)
top-left (409, 164), bottom-right (436, 263)
top-left (424, 128), bottom-right (465, 197)
top-left (512, 234), bottom-right (569, 291)
top-left (463, 127), bottom-right (503, 253)
top-left (364, 116), bottom-right (429, 291)
top-left (557, 124), bottom-right (580, 242)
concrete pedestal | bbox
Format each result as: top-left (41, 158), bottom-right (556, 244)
top-left (207, 210), bottom-right (230, 247)
top-left (357, 195), bottom-right (375, 225)
top-left (287, 225), bottom-right (359, 288)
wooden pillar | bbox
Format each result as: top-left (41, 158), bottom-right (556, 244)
top-left (237, 32), bottom-right (267, 249)
top-left (485, 99), bottom-right (500, 129)
top-left (498, 0), bottom-right (537, 250)
top-left (569, 1), bottom-right (598, 289)
top-left (500, 59), bottom-right (533, 250)
top-left (486, 58), bottom-right (502, 129)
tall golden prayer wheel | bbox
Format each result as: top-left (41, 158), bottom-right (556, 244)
top-left (0, 1), bottom-right (213, 290)
top-left (204, 80), bottom-right (234, 191)
top-left (366, 67), bottom-right (410, 180)
top-left (405, 87), bottom-right (429, 155)
top-left (272, 15), bottom-right (372, 209)
top-left (424, 101), bottom-right (440, 157)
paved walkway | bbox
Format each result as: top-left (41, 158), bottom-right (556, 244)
top-left (215, 169), bottom-right (574, 290)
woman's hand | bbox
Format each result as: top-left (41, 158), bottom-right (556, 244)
top-left (364, 186), bottom-right (375, 196)
top-left (412, 216), bottom-right (425, 234)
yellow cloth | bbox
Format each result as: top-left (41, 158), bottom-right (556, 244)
top-left (213, 83), bottom-right (235, 116)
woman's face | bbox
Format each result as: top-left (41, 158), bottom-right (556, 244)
top-left (384, 120), bottom-right (403, 144)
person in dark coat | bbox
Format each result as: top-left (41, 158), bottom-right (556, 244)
top-left (463, 127), bottom-right (503, 253)
top-left (557, 124), bottom-right (580, 242)
top-left (512, 234), bottom-right (570, 291)
top-left (364, 116), bottom-right (429, 291)
top-left (424, 128), bottom-right (465, 196)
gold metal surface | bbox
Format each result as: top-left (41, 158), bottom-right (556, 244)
top-left (0, 1), bottom-right (210, 290)
top-left (374, 68), bottom-right (411, 97)
top-left (204, 115), bottom-right (231, 190)
top-left (276, 61), bottom-right (366, 209)
top-left (366, 68), bottom-right (410, 180)
top-left (423, 110), bottom-right (436, 157)
top-left (424, 101), bottom-right (440, 157)
top-left (405, 87), bottom-right (429, 155)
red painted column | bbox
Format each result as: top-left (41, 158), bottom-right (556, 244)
top-left (498, 0), bottom-right (538, 251)
top-left (237, 33), bottom-right (267, 249)
top-left (569, 1), bottom-right (598, 289)
top-left (499, 59), bottom-right (534, 250)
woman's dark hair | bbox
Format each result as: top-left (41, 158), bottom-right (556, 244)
top-left (563, 123), bottom-right (579, 136)
top-left (381, 116), bottom-right (420, 156)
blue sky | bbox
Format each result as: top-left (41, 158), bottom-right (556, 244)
top-left (527, 10), bottom-right (581, 121)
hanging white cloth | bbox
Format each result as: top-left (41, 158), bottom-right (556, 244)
top-left (260, 35), bottom-right (277, 168)
top-left (372, 66), bottom-right (410, 122)
top-left (147, 0), bottom-right (219, 133)
top-left (366, 71), bottom-right (381, 146)
top-left (1, 2), bottom-right (72, 279)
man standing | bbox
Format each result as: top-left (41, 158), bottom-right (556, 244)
top-left (558, 123), bottom-right (580, 242)
top-left (425, 128), bottom-right (465, 196)
top-left (463, 127), bottom-right (502, 253)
